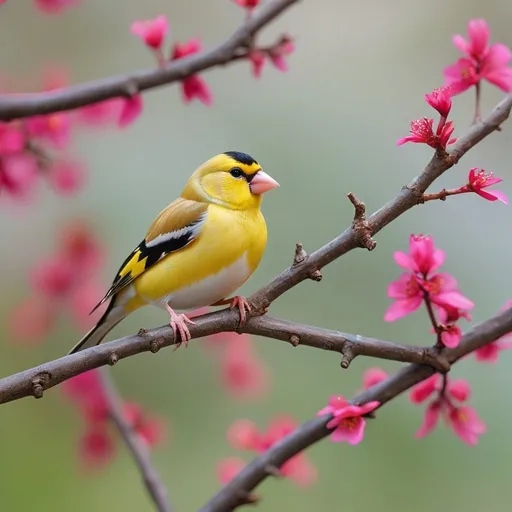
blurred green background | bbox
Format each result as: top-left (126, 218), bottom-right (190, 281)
top-left (1, 0), bottom-right (512, 510)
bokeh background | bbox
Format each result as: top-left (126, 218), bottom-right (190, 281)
top-left (1, 0), bottom-right (512, 510)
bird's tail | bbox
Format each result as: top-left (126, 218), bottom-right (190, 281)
top-left (68, 302), bottom-right (126, 355)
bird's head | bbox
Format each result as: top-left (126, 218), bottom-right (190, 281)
top-left (182, 151), bottom-right (279, 210)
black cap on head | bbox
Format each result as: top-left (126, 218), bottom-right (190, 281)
top-left (224, 151), bottom-right (258, 166)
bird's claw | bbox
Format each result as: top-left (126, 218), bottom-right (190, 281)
top-left (166, 305), bottom-right (195, 350)
top-left (229, 296), bottom-right (252, 326)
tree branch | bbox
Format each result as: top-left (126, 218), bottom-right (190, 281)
top-left (0, 313), bottom-right (451, 404)
top-left (200, 306), bottom-right (512, 512)
top-left (0, 0), bottom-right (299, 121)
top-left (1, 91), bottom-right (511, 405)
top-left (98, 368), bottom-right (172, 512)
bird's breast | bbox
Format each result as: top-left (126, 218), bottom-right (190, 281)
top-left (133, 205), bottom-right (267, 311)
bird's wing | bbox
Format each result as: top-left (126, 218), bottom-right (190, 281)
top-left (91, 198), bottom-right (208, 312)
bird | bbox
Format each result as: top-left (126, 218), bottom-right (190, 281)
top-left (68, 151), bottom-right (279, 354)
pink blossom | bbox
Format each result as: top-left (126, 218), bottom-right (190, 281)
top-left (130, 15), bottom-right (169, 50)
top-left (70, 282), bottom-right (106, 329)
top-left (172, 40), bottom-right (213, 106)
top-left (26, 113), bottom-right (71, 149)
top-left (123, 402), bottom-right (165, 448)
top-left (0, 153), bottom-right (38, 199)
top-left (234, 0), bottom-right (260, 9)
top-left (30, 257), bottom-right (75, 298)
top-left (440, 325), bottom-right (462, 348)
top-left (281, 455), bottom-right (317, 487)
top-left (0, 123), bottom-right (25, 154)
top-left (448, 406), bottom-right (486, 445)
top-left (9, 296), bottom-right (55, 345)
top-left (227, 419), bottom-right (260, 451)
top-left (317, 395), bottom-right (379, 445)
top-left (396, 117), bottom-right (456, 149)
top-left (34, 0), bottom-right (81, 13)
top-left (75, 99), bottom-right (123, 126)
top-left (466, 167), bottom-right (508, 204)
top-left (362, 367), bottom-right (388, 389)
top-left (409, 375), bottom-right (439, 404)
top-left (447, 379), bottom-right (471, 402)
top-left (444, 19), bottom-right (512, 94)
top-left (60, 221), bottom-right (104, 274)
top-left (249, 51), bottom-right (266, 78)
top-left (394, 234), bottom-right (445, 275)
top-left (48, 159), bottom-right (86, 195)
top-left (217, 457), bottom-right (246, 484)
top-left (225, 416), bottom-right (316, 486)
top-left (412, 376), bottom-right (484, 444)
top-left (118, 95), bottom-right (143, 127)
top-left (385, 234), bottom-right (473, 324)
top-left (415, 399), bottom-right (442, 438)
top-left (425, 87), bottom-right (452, 118)
top-left (221, 335), bottom-right (270, 400)
top-left (269, 36), bottom-right (295, 72)
top-left (475, 299), bottom-right (512, 362)
top-left (79, 428), bottom-right (116, 470)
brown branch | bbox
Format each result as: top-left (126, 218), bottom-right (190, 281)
top-left (0, 0), bottom-right (299, 121)
top-left (0, 92), bottom-right (511, 404)
top-left (0, 314), bottom-right (451, 404)
top-left (200, 306), bottom-right (512, 512)
top-left (98, 368), bottom-right (172, 512)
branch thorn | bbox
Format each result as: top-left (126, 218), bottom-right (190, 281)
top-left (265, 464), bottom-right (283, 478)
top-left (31, 373), bottom-right (50, 399)
top-left (293, 242), bottom-right (308, 266)
top-left (150, 338), bottom-right (163, 353)
top-left (340, 346), bottom-right (355, 369)
top-left (289, 334), bottom-right (300, 347)
top-left (347, 192), bottom-right (376, 251)
top-left (108, 353), bottom-right (119, 366)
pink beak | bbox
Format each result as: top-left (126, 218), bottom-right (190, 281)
top-left (250, 170), bottom-right (280, 195)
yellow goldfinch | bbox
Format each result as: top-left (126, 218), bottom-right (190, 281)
top-left (69, 151), bottom-right (278, 354)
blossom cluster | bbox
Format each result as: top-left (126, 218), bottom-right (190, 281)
top-left (9, 221), bottom-right (106, 344)
top-left (63, 370), bottom-right (164, 470)
top-left (217, 416), bottom-right (317, 486)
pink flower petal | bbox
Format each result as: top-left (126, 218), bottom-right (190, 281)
top-left (384, 296), bottom-right (422, 322)
top-left (118, 95), bottom-right (143, 128)
top-left (415, 400), bottom-right (441, 438)
top-left (434, 291), bottom-right (474, 311)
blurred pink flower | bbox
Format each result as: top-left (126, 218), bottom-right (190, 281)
top-left (79, 428), bottom-right (116, 470)
top-left (9, 296), bottom-right (55, 345)
top-left (123, 402), bottom-right (166, 448)
top-left (75, 99), bottom-right (124, 126)
top-left (216, 457), bottom-right (246, 484)
top-left (269, 35), bottom-right (294, 72)
top-left (172, 40), bottom-right (213, 106)
top-left (131, 15), bottom-right (169, 50)
top-left (30, 257), bottom-right (75, 298)
top-left (225, 415), bottom-right (316, 487)
top-left (48, 159), bottom-right (86, 195)
top-left (444, 19), bottom-right (512, 94)
top-left (475, 299), bottom-right (512, 362)
top-left (234, 0), bottom-right (260, 9)
top-left (221, 336), bottom-right (270, 400)
top-left (317, 395), bottom-right (379, 445)
top-left (34, 0), bottom-right (81, 14)
top-left (26, 112), bottom-right (71, 148)
top-left (118, 94), bottom-right (143, 127)
top-left (362, 367), bottom-right (388, 389)
top-left (249, 50), bottom-right (266, 78)
top-left (0, 153), bottom-right (38, 199)
top-left (0, 123), bottom-right (25, 154)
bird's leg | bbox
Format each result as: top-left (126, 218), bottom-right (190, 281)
top-left (210, 296), bottom-right (252, 325)
top-left (165, 304), bottom-right (195, 348)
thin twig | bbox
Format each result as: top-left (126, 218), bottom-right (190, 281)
top-left (0, 0), bottom-right (299, 121)
top-left (98, 368), bottom-right (172, 512)
top-left (200, 306), bottom-right (512, 512)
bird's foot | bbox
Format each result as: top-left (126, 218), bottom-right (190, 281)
top-left (229, 296), bottom-right (252, 325)
top-left (165, 304), bottom-right (195, 349)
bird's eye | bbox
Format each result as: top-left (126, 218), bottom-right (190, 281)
top-left (230, 167), bottom-right (244, 179)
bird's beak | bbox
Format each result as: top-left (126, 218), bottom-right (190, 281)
top-left (250, 170), bottom-right (280, 195)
